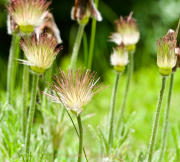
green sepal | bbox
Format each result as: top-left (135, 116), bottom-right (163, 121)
top-left (159, 68), bottom-right (172, 76)
top-left (114, 66), bottom-right (125, 73)
top-left (19, 25), bottom-right (34, 33)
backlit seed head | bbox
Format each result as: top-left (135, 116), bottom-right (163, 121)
top-left (44, 68), bottom-right (107, 116)
top-left (34, 12), bottom-right (62, 44)
top-left (71, 0), bottom-right (102, 25)
top-left (157, 29), bottom-right (177, 76)
top-left (18, 33), bottom-right (62, 74)
top-left (110, 12), bottom-right (140, 47)
top-left (6, 0), bottom-right (51, 33)
top-left (110, 43), bottom-right (128, 73)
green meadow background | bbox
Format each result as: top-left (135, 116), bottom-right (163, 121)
top-left (0, 0), bottom-right (180, 161)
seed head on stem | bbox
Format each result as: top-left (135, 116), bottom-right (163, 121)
top-left (110, 12), bottom-right (140, 51)
top-left (6, 0), bottom-right (51, 33)
top-left (18, 33), bottom-right (62, 74)
top-left (44, 68), bottom-right (107, 116)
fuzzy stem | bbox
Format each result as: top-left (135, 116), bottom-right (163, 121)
top-left (108, 73), bottom-right (121, 152)
top-left (77, 115), bottom-right (83, 162)
top-left (147, 76), bottom-right (167, 162)
top-left (158, 73), bottom-right (174, 162)
top-left (116, 51), bottom-right (134, 135)
top-left (87, 0), bottom-right (98, 69)
top-left (7, 34), bottom-right (18, 105)
top-left (22, 64), bottom-right (29, 138)
top-left (50, 83), bottom-right (88, 162)
top-left (25, 74), bottom-right (39, 161)
top-left (70, 24), bottom-right (85, 71)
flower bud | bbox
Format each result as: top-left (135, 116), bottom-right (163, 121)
top-left (110, 43), bottom-right (128, 73)
top-left (71, 0), bottom-right (102, 25)
top-left (157, 29), bottom-right (177, 76)
top-left (34, 12), bottom-right (62, 44)
top-left (110, 12), bottom-right (140, 50)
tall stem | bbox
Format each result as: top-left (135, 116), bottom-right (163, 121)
top-left (147, 76), bottom-right (167, 162)
top-left (87, 0), bottom-right (98, 69)
top-left (77, 115), bottom-right (83, 162)
top-left (116, 51), bottom-right (134, 135)
top-left (25, 74), bottom-right (39, 161)
top-left (70, 24), bottom-right (85, 71)
top-left (51, 84), bottom-right (88, 162)
top-left (108, 73), bottom-right (121, 152)
top-left (158, 73), bottom-right (174, 162)
top-left (22, 64), bottom-right (29, 138)
top-left (7, 34), bottom-right (18, 105)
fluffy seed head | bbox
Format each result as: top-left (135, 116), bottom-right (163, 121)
top-left (6, 0), bottom-right (51, 33)
top-left (18, 33), bottom-right (62, 74)
top-left (157, 29), bottom-right (177, 76)
top-left (71, 0), bottom-right (102, 25)
top-left (44, 68), bottom-right (107, 116)
top-left (110, 43), bottom-right (128, 73)
top-left (110, 12), bottom-right (140, 47)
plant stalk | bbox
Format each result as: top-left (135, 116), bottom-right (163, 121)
top-left (87, 0), bottom-right (98, 69)
top-left (25, 73), bottom-right (39, 161)
top-left (77, 115), bottom-right (83, 162)
top-left (50, 83), bottom-right (88, 162)
top-left (158, 73), bottom-right (174, 162)
top-left (116, 51), bottom-right (134, 135)
top-left (7, 34), bottom-right (19, 105)
top-left (22, 64), bottom-right (29, 138)
top-left (147, 76), bottom-right (167, 162)
top-left (70, 24), bottom-right (85, 71)
top-left (108, 72), bottom-right (121, 152)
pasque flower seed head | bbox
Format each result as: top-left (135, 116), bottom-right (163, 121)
top-left (110, 43), bottom-right (128, 73)
top-left (44, 68), bottom-right (107, 116)
top-left (6, 0), bottom-right (51, 33)
top-left (18, 33), bottom-right (62, 74)
top-left (110, 12), bottom-right (139, 50)
top-left (157, 29), bottom-right (177, 76)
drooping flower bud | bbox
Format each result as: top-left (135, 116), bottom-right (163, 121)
top-left (6, 0), bottom-right (51, 33)
top-left (7, 14), bottom-right (19, 34)
top-left (71, 0), bottom-right (102, 25)
top-left (157, 29), bottom-right (177, 76)
top-left (110, 12), bottom-right (140, 51)
top-left (172, 47), bottom-right (180, 72)
top-left (110, 43), bottom-right (128, 73)
top-left (44, 68), bottom-right (107, 116)
top-left (34, 12), bottom-right (62, 44)
top-left (18, 33), bottom-right (62, 74)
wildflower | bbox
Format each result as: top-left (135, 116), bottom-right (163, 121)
top-left (34, 12), bottom-right (62, 44)
top-left (6, 0), bottom-right (51, 33)
top-left (18, 33), bottom-right (62, 74)
top-left (110, 43), bottom-right (128, 73)
top-left (157, 29), bottom-right (177, 76)
top-left (44, 68), bottom-right (106, 116)
top-left (110, 12), bottom-right (139, 50)
top-left (71, 0), bottom-right (102, 25)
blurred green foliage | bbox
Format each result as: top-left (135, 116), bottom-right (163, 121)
top-left (0, 0), bottom-right (180, 161)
